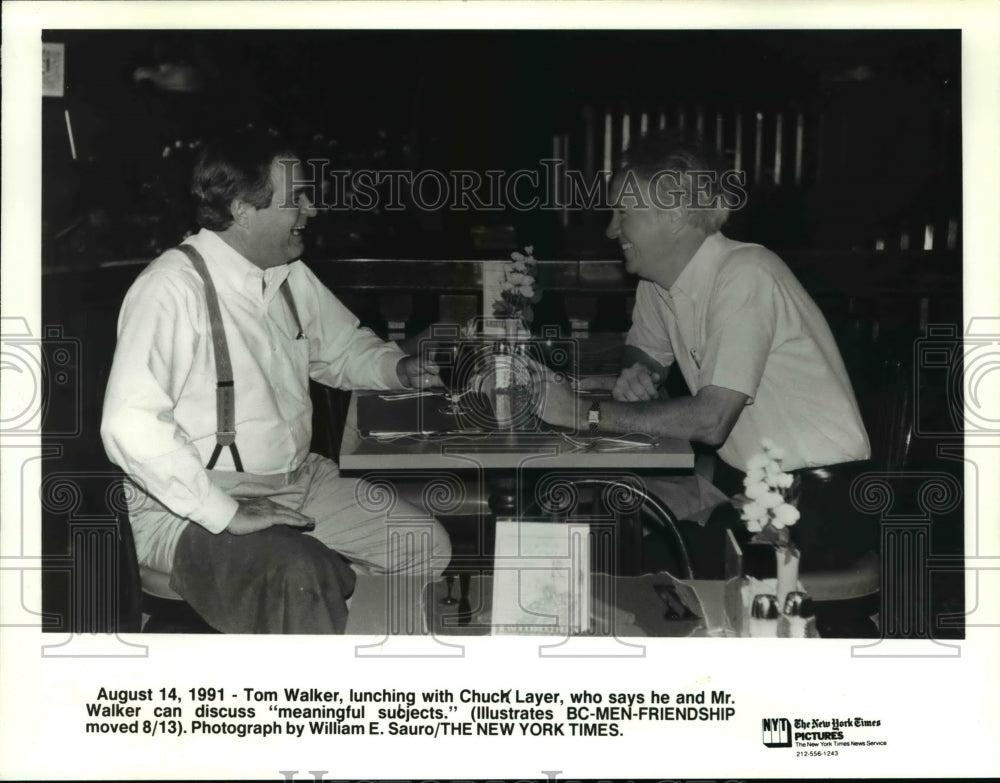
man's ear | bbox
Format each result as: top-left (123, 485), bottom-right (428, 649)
top-left (230, 199), bottom-right (252, 230)
top-left (654, 202), bottom-right (685, 235)
top-left (651, 176), bottom-right (687, 234)
top-left (666, 207), bottom-right (687, 234)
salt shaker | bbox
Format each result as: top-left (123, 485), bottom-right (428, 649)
top-left (778, 591), bottom-right (820, 638)
top-left (749, 594), bottom-right (780, 637)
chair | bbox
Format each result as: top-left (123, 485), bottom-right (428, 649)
top-left (116, 507), bottom-right (218, 633)
top-left (799, 551), bottom-right (881, 601)
top-left (526, 476), bottom-right (694, 580)
top-left (831, 315), bottom-right (915, 472)
top-left (114, 508), bottom-right (143, 633)
top-left (867, 353), bottom-right (915, 471)
top-left (798, 320), bottom-right (918, 636)
top-left (800, 555), bottom-right (881, 638)
top-left (309, 382), bottom-right (353, 461)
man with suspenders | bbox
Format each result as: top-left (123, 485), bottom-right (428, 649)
top-left (102, 129), bottom-right (451, 632)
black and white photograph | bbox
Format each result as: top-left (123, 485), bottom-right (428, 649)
top-left (2, 2), bottom-right (998, 780)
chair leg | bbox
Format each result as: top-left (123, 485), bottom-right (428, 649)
top-left (617, 510), bottom-right (644, 577)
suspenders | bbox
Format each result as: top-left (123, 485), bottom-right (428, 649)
top-left (175, 243), bottom-right (302, 472)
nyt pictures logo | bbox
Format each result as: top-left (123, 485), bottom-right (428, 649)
top-left (761, 717), bottom-right (792, 748)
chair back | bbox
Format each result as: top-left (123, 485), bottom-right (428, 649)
top-left (310, 382), bottom-right (353, 460)
top-left (115, 509), bottom-right (143, 632)
top-left (527, 476), bottom-right (694, 579)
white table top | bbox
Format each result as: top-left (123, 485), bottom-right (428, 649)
top-left (339, 392), bottom-right (695, 472)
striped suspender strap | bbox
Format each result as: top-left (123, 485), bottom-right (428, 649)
top-left (175, 244), bottom-right (245, 472)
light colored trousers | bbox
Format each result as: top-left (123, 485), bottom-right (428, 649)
top-left (131, 452), bottom-right (452, 579)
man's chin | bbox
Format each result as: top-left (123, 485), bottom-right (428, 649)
top-left (286, 237), bottom-right (305, 261)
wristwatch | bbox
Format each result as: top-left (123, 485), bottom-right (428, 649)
top-left (588, 400), bottom-right (601, 433)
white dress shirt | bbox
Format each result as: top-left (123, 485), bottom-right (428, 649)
top-left (101, 229), bottom-right (406, 566)
top-left (627, 232), bottom-right (870, 472)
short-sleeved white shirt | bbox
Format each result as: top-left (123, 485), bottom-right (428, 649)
top-left (627, 232), bottom-right (870, 472)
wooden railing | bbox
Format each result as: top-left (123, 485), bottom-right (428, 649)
top-left (299, 250), bottom-right (961, 345)
top-left (43, 248), bottom-right (961, 343)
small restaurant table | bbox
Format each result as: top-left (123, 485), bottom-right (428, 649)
top-left (339, 390), bottom-right (695, 515)
top-left (339, 391), bottom-right (704, 636)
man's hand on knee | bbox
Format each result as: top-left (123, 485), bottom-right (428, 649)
top-left (612, 362), bottom-right (662, 402)
top-left (227, 497), bottom-right (316, 535)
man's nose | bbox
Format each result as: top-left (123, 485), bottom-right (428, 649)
top-left (605, 212), bottom-right (620, 240)
top-left (299, 194), bottom-right (318, 218)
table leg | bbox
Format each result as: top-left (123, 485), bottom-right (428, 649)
top-left (486, 470), bottom-right (518, 520)
top-left (442, 471), bottom-right (517, 615)
top-left (457, 572), bottom-right (472, 626)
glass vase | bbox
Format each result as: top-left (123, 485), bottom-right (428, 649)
top-left (492, 318), bottom-right (533, 429)
top-left (775, 547), bottom-right (801, 610)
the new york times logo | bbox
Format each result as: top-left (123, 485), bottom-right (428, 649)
top-left (761, 717), bottom-right (792, 748)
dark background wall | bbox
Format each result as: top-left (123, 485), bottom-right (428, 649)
top-left (42, 29), bottom-right (961, 264)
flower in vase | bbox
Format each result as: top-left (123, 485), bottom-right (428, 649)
top-left (493, 245), bottom-right (542, 327)
top-left (732, 438), bottom-right (802, 556)
top-left (771, 502), bottom-right (801, 529)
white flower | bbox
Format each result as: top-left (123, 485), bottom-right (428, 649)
top-left (747, 453), bottom-right (770, 471)
top-left (758, 491), bottom-right (784, 510)
top-left (745, 516), bottom-right (764, 533)
top-left (776, 472), bottom-right (794, 490)
top-left (765, 471), bottom-right (785, 491)
top-left (761, 437), bottom-right (776, 452)
top-left (740, 501), bottom-right (766, 522)
top-left (496, 244), bottom-right (539, 324)
top-left (744, 481), bottom-right (770, 501)
top-left (772, 503), bottom-right (800, 528)
top-left (524, 245), bottom-right (534, 255)
top-left (744, 467), bottom-right (766, 485)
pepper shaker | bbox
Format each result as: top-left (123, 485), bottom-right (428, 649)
top-left (778, 591), bottom-right (820, 638)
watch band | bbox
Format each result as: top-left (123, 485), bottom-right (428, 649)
top-left (588, 400), bottom-right (601, 433)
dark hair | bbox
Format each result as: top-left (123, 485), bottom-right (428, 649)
top-left (621, 129), bottom-right (731, 233)
top-left (191, 127), bottom-right (298, 231)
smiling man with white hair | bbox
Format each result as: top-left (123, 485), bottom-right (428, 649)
top-left (536, 129), bottom-right (872, 576)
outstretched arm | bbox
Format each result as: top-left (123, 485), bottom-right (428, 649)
top-left (536, 364), bottom-right (747, 446)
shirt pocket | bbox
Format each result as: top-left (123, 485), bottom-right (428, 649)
top-left (272, 329), bottom-right (310, 382)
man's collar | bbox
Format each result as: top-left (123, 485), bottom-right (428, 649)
top-left (668, 231), bottom-right (728, 300)
top-left (186, 228), bottom-right (291, 296)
